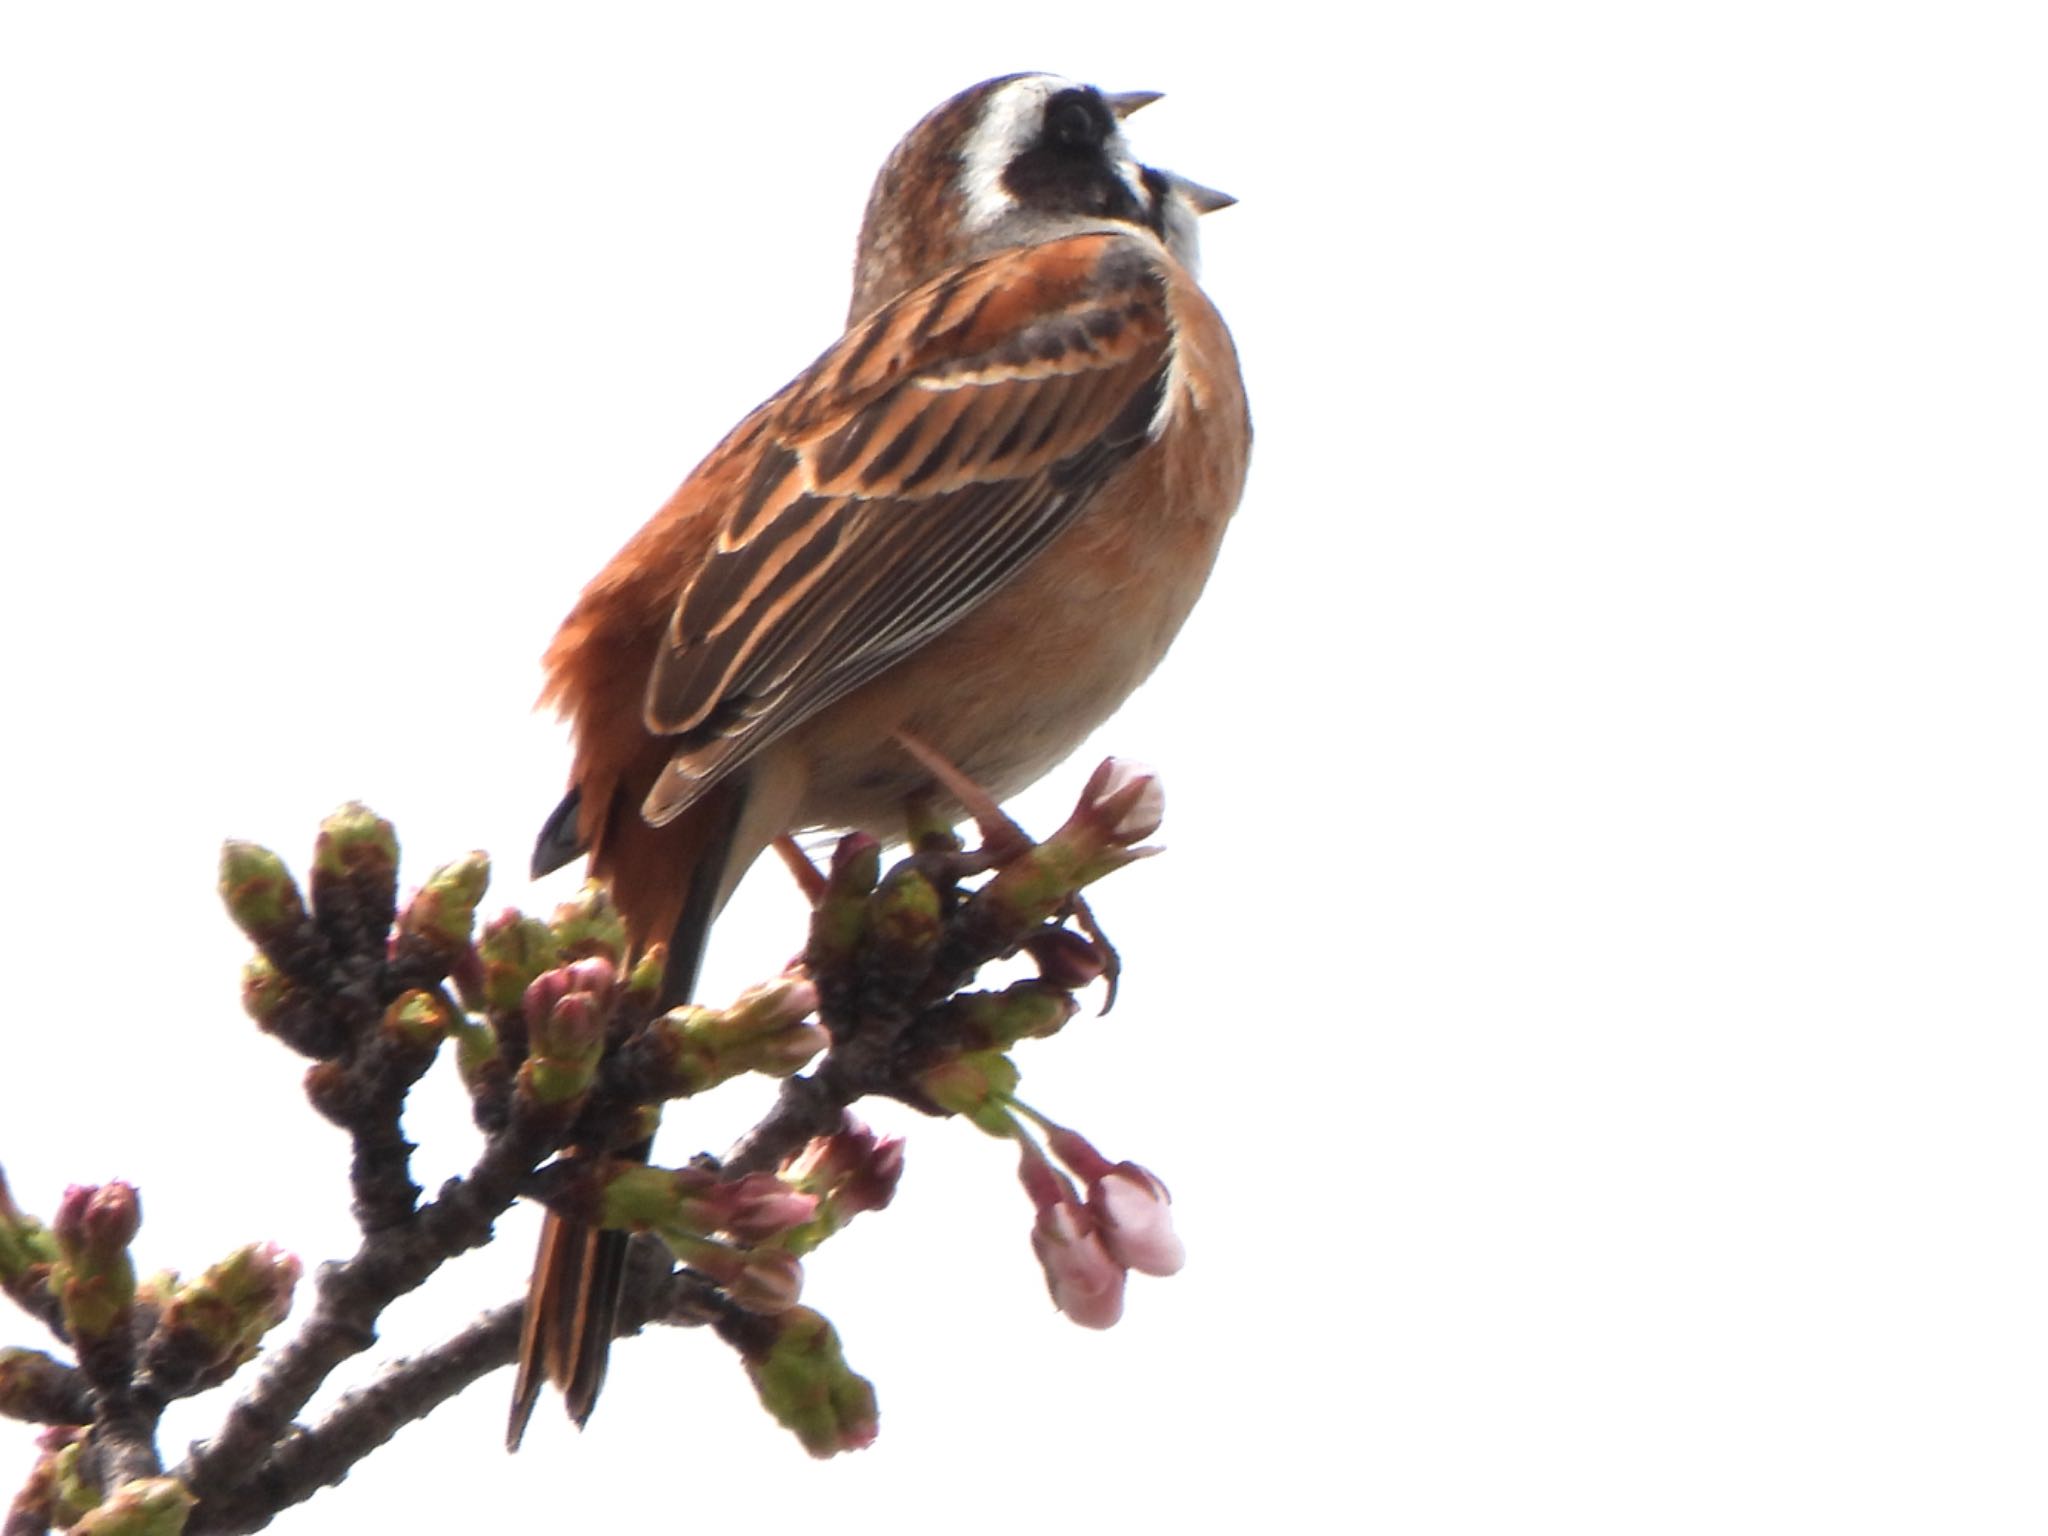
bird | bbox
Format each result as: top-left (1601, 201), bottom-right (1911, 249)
top-left (507, 71), bottom-right (1251, 1446)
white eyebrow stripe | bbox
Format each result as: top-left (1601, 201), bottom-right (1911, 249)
top-left (958, 76), bottom-right (1069, 229)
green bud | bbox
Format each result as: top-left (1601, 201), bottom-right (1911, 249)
top-left (972, 836), bottom-right (1131, 937)
top-left (381, 989), bottom-right (453, 1054)
top-left (904, 796), bottom-right (964, 855)
top-left (932, 980), bottom-right (1079, 1050)
top-left (70, 1477), bottom-right (196, 1536)
top-left (595, 1163), bottom-right (717, 1234)
top-left (312, 803), bottom-right (399, 892)
top-left (448, 1014), bottom-right (501, 1098)
top-left (145, 1243), bottom-right (300, 1394)
top-left (9, 1444), bottom-right (60, 1532)
top-left (550, 882), bottom-right (627, 965)
top-left (478, 911), bottom-right (560, 1018)
top-left (216, 841), bottom-right (308, 949)
top-left (51, 1183), bottom-right (140, 1342)
top-left (310, 803), bottom-right (400, 948)
top-left (50, 1437), bottom-right (96, 1526)
top-left (743, 1306), bottom-right (878, 1458)
top-left (0, 1167), bottom-right (59, 1287)
top-left (914, 1051), bottom-right (1021, 1137)
top-left (398, 851), bottom-right (490, 955)
top-left (640, 977), bottom-right (823, 1098)
top-left (863, 866), bottom-right (943, 984)
top-left (807, 834), bottom-right (880, 977)
top-left (238, 955), bottom-right (293, 1032)
top-left (519, 994), bottom-right (604, 1108)
top-left (0, 1346), bottom-right (89, 1425)
top-left (624, 944), bottom-right (668, 1008)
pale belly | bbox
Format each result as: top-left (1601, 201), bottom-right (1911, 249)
top-left (787, 474), bottom-right (1231, 834)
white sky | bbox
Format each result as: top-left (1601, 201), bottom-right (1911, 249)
top-left (3, 4), bottom-right (2044, 1532)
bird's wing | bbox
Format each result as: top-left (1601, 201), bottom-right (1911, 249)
top-left (638, 231), bottom-right (1176, 823)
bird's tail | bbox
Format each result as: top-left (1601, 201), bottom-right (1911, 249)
top-left (506, 775), bottom-right (750, 1450)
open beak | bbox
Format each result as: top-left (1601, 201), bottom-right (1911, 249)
top-left (1104, 89), bottom-right (1164, 120)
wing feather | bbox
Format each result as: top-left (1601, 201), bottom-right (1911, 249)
top-left (639, 233), bottom-right (1174, 822)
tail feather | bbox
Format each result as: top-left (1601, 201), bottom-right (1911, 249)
top-left (507, 774), bottom-right (750, 1450)
top-left (531, 786), bottom-right (587, 879)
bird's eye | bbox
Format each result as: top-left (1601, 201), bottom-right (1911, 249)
top-left (1046, 94), bottom-right (1103, 151)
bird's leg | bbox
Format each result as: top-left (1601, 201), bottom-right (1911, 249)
top-left (894, 730), bottom-right (1125, 1011)
top-left (772, 834), bottom-right (830, 903)
top-left (892, 729), bottom-right (1033, 860)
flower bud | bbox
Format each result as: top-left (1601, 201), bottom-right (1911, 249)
top-left (638, 976), bottom-right (824, 1097)
top-left (238, 955), bottom-right (292, 1032)
top-left (624, 943), bottom-right (669, 1008)
top-left (591, 1164), bottom-right (817, 1247)
top-left (1018, 1146), bottom-right (1124, 1328)
top-left (727, 1247), bottom-right (805, 1314)
top-left (216, 842), bottom-right (309, 956)
top-left (913, 1051), bottom-right (1020, 1137)
top-left (1092, 1165), bottom-right (1185, 1277)
top-left (144, 1242), bottom-right (301, 1395)
top-left (47, 1433), bottom-right (94, 1526)
top-left (947, 764), bottom-right (1164, 964)
top-left (807, 833), bottom-right (880, 977)
top-left (1074, 757), bottom-right (1165, 845)
top-left (862, 866), bottom-right (942, 985)
top-left (778, 1118), bottom-right (906, 1255)
top-left (722, 1177), bottom-right (823, 1246)
top-left (0, 1347), bottom-right (90, 1425)
top-left (1030, 1199), bottom-right (1125, 1329)
top-left (933, 981), bottom-right (1079, 1051)
top-left (395, 850), bottom-right (490, 969)
top-left (478, 910), bottom-right (561, 1019)
top-left (51, 1183), bottom-right (140, 1342)
top-left (519, 989), bottom-right (605, 1109)
top-left (549, 882), bottom-right (627, 966)
top-left (309, 803), bottom-right (400, 950)
top-left (380, 989), bottom-right (452, 1057)
top-left (69, 1475), bottom-right (196, 1536)
top-left (1041, 1126), bottom-right (1184, 1279)
top-left (741, 1305), bottom-right (879, 1458)
top-left (0, 1167), bottom-right (58, 1291)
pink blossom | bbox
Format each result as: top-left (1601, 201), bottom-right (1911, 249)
top-left (1031, 1199), bottom-right (1127, 1329)
top-left (1093, 1166), bottom-right (1185, 1276)
top-left (784, 1116), bottom-right (906, 1219)
top-left (1018, 1146), bottom-right (1126, 1328)
top-left (729, 1248), bottom-right (805, 1314)
top-left (716, 1173), bottom-right (819, 1243)
top-left (1042, 1124), bottom-right (1184, 1277)
top-left (1076, 758), bottom-right (1166, 845)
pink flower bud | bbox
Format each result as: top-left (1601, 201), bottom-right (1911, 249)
top-left (720, 1176), bottom-right (820, 1244)
top-left (563, 956), bottom-right (618, 996)
top-left (730, 1248), bottom-right (805, 1314)
top-left (784, 1117), bottom-right (906, 1219)
top-left (1094, 1166), bottom-right (1184, 1276)
top-left (1042, 1126), bottom-right (1184, 1276)
top-left (55, 1183), bottom-right (141, 1258)
top-left (1030, 1200), bottom-right (1126, 1329)
top-left (1076, 758), bottom-right (1165, 845)
top-left (1018, 1145), bottom-right (1126, 1328)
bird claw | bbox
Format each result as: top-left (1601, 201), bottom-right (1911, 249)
top-left (1065, 894), bottom-right (1122, 1014)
